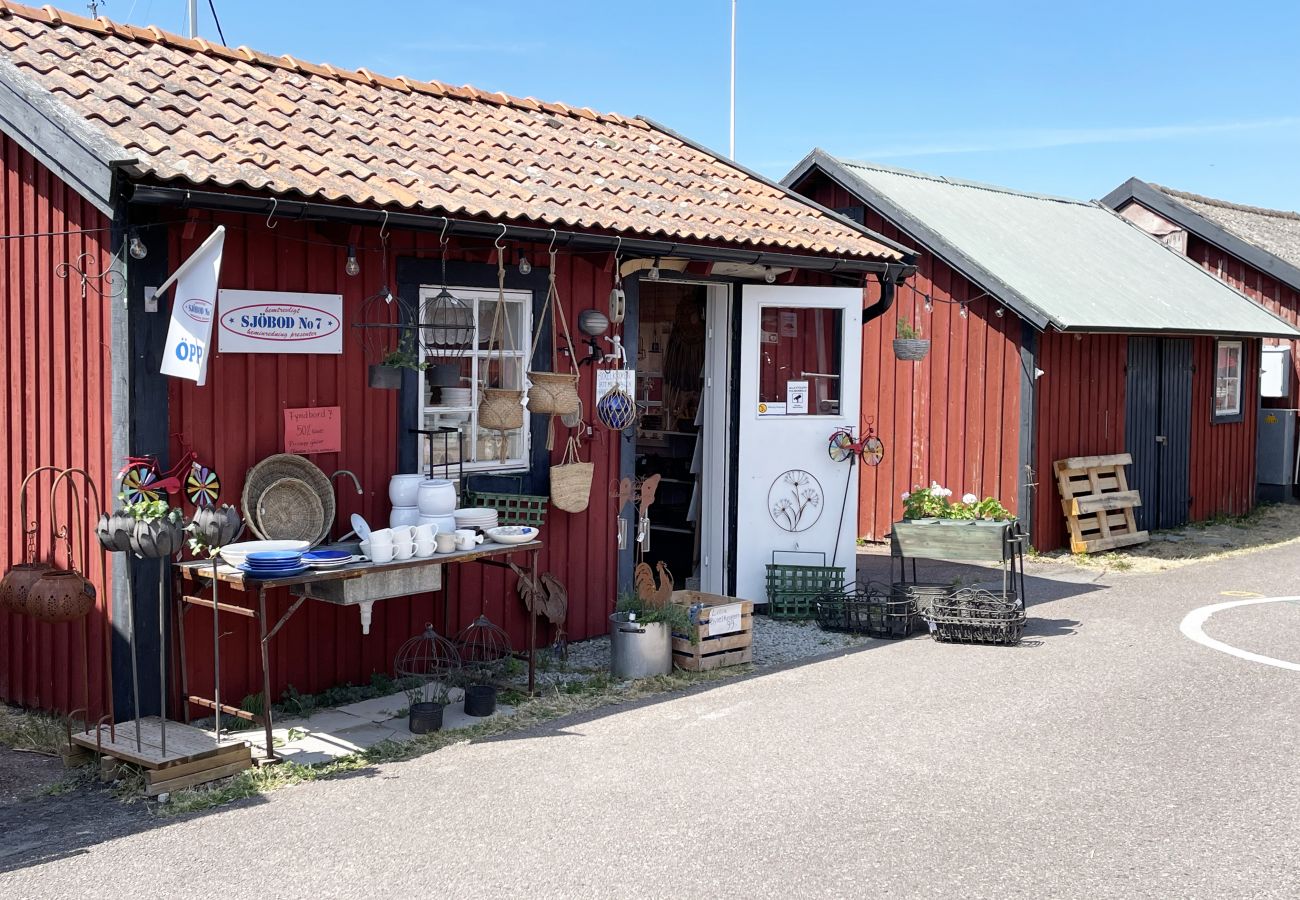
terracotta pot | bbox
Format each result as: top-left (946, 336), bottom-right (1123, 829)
top-left (0, 562), bottom-right (54, 613)
top-left (25, 569), bottom-right (95, 623)
top-left (96, 510), bottom-right (136, 553)
top-left (130, 515), bottom-right (185, 559)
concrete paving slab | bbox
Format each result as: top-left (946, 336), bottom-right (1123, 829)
top-left (333, 691), bottom-right (410, 723)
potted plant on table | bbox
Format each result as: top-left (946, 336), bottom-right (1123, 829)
top-left (893, 319), bottom-right (930, 362)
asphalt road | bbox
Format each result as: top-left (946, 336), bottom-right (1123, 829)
top-left (2, 546), bottom-right (1298, 899)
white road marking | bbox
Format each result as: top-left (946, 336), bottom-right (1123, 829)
top-left (1180, 596), bottom-right (1300, 672)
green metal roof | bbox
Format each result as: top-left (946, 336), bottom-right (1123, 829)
top-left (786, 152), bottom-right (1300, 338)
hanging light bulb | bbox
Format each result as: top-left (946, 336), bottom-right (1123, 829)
top-left (128, 233), bottom-right (147, 260)
top-left (763, 266), bottom-right (776, 284)
top-left (518, 252), bottom-right (532, 276)
top-left (646, 257), bottom-right (660, 281)
top-left (345, 245), bottom-right (360, 277)
top-left (924, 296), bottom-right (933, 313)
top-left (959, 304), bottom-right (969, 319)
top-left (994, 307), bottom-right (1005, 318)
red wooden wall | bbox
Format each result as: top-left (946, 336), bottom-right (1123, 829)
top-left (1186, 235), bottom-right (1300, 408)
top-left (793, 171), bottom-right (1023, 541)
top-left (167, 213), bottom-right (620, 711)
top-left (0, 138), bottom-right (115, 719)
top-left (1190, 336), bottom-right (1259, 520)
top-left (1032, 333), bottom-right (1127, 552)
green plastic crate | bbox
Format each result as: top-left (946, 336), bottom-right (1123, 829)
top-left (764, 553), bottom-right (846, 620)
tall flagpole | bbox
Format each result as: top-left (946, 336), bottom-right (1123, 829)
top-left (729, 0), bottom-right (736, 159)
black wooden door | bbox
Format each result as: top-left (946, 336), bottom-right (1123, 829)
top-left (1125, 337), bottom-right (1193, 530)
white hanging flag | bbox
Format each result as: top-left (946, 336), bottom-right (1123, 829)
top-left (158, 226), bottom-right (225, 386)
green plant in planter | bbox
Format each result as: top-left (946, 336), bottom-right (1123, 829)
top-left (969, 496), bottom-right (1013, 521)
top-left (896, 319), bottom-right (922, 340)
top-left (381, 331), bottom-right (429, 372)
top-left (901, 482), bottom-right (952, 519)
top-left (615, 590), bottom-right (692, 635)
top-left (405, 679), bottom-right (450, 709)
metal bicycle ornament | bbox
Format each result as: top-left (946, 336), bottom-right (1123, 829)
top-left (767, 469), bottom-right (825, 533)
top-left (118, 449), bottom-right (221, 508)
top-left (828, 419), bottom-right (885, 467)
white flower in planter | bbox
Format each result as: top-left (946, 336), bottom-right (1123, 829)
top-left (962, 493), bottom-right (978, 504)
top-left (901, 491), bottom-right (910, 501)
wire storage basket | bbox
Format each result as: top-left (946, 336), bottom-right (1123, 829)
top-left (814, 581), bottom-right (917, 639)
top-left (926, 588), bottom-right (1025, 645)
top-left (891, 582), bottom-right (953, 617)
top-left (764, 551), bottom-right (846, 620)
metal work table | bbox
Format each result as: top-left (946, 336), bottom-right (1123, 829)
top-left (175, 541), bottom-right (542, 761)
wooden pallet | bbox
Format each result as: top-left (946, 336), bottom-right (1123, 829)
top-left (1054, 453), bottom-right (1149, 554)
top-left (670, 592), bottom-right (754, 672)
top-left (73, 717), bottom-right (252, 796)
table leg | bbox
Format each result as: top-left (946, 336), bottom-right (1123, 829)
top-left (256, 587), bottom-right (275, 762)
top-left (527, 547), bottom-right (538, 695)
top-left (175, 577), bottom-right (190, 725)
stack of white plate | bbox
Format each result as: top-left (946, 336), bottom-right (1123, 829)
top-left (438, 387), bottom-right (472, 408)
top-left (453, 507), bottom-right (498, 530)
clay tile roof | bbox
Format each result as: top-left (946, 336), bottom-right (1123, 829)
top-left (0, 3), bottom-right (904, 261)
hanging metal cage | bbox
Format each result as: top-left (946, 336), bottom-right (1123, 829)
top-left (355, 285), bottom-right (417, 364)
top-left (455, 614), bottom-right (513, 681)
top-left (420, 286), bottom-right (476, 361)
top-left (394, 623), bottom-right (463, 682)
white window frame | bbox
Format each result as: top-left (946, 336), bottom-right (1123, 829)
top-left (1214, 339), bottom-right (1243, 419)
top-left (416, 284), bottom-right (532, 474)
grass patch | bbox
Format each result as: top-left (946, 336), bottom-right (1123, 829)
top-left (0, 704), bottom-right (72, 756)
top-left (156, 664), bottom-right (754, 816)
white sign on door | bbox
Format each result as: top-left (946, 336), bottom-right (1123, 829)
top-left (786, 379), bottom-right (809, 414)
top-left (218, 290), bottom-right (344, 354)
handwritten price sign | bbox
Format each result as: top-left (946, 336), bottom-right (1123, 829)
top-left (284, 406), bottom-right (341, 455)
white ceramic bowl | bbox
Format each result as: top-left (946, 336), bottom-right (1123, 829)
top-left (485, 526), bottom-right (537, 546)
top-left (388, 473), bottom-right (423, 507)
top-left (417, 479), bottom-right (457, 515)
top-left (220, 540), bottom-right (311, 568)
top-left (389, 505), bottom-right (422, 528)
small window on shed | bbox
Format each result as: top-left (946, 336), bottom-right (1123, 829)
top-left (1214, 340), bottom-right (1243, 419)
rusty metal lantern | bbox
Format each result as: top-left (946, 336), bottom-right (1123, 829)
top-left (394, 623), bottom-right (463, 682)
top-left (0, 466), bottom-right (60, 612)
top-left (456, 614), bottom-right (512, 681)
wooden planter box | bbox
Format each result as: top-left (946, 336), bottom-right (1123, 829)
top-left (669, 591), bottom-right (754, 672)
top-left (890, 520), bottom-right (1013, 562)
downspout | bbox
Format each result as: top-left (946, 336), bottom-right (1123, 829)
top-left (864, 264), bottom-right (900, 324)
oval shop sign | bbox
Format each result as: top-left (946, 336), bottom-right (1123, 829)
top-left (217, 290), bottom-right (344, 355)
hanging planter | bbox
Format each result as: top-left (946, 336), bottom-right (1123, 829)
top-left (893, 319), bottom-right (930, 361)
top-left (368, 363), bottom-right (403, 390)
top-left (478, 250), bottom-right (526, 457)
top-left (129, 508), bottom-right (187, 558)
top-left (526, 247), bottom-right (582, 421)
top-left (188, 504), bottom-right (244, 554)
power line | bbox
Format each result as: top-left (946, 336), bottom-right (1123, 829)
top-left (206, 0), bottom-right (227, 45)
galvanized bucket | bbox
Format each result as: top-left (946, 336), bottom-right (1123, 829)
top-left (609, 612), bottom-right (672, 679)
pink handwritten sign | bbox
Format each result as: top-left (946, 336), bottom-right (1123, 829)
top-left (284, 406), bottom-right (341, 455)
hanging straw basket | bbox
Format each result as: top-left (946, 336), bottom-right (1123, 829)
top-left (479, 388), bottom-right (525, 431)
top-left (550, 436), bottom-right (593, 513)
top-left (526, 371), bottom-right (580, 416)
top-left (893, 338), bottom-right (931, 361)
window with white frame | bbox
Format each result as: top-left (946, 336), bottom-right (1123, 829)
top-left (1214, 339), bottom-right (1243, 418)
top-left (417, 285), bottom-right (531, 473)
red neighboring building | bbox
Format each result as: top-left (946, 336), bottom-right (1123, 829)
top-left (785, 153), bottom-right (1298, 550)
top-left (0, 5), bottom-right (913, 719)
top-left (1105, 180), bottom-right (1300, 501)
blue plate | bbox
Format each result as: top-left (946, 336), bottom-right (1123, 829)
top-left (302, 550), bottom-right (349, 563)
top-left (246, 550), bottom-right (304, 563)
top-left (239, 563), bottom-right (309, 579)
top-left (244, 559), bottom-right (306, 568)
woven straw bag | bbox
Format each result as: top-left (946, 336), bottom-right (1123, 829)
top-left (550, 436), bottom-right (593, 513)
top-left (526, 250), bottom-right (581, 417)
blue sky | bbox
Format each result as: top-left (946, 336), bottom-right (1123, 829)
top-left (113, 0), bottom-right (1300, 209)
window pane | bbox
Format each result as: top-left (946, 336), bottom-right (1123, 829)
top-left (477, 296), bottom-right (526, 354)
top-left (757, 306), bottom-right (842, 413)
top-left (1214, 341), bottom-right (1242, 416)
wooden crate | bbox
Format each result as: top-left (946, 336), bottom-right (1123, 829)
top-left (1054, 453), bottom-right (1149, 554)
top-left (72, 717), bottom-right (253, 796)
top-left (669, 591), bottom-right (754, 672)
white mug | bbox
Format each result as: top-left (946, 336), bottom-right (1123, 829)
top-left (435, 532), bottom-right (456, 554)
top-left (454, 529), bottom-right (484, 551)
top-left (393, 538), bottom-right (415, 561)
top-left (414, 523), bottom-right (437, 542)
top-left (391, 525), bottom-right (416, 542)
top-left (370, 542), bottom-right (395, 564)
top-left (369, 528), bottom-right (395, 547)
top-left (414, 539), bottom-right (435, 558)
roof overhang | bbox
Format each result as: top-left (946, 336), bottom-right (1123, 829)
top-left (1102, 177), bottom-right (1300, 297)
top-left (0, 55), bottom-right (136, 216)
top-left (129, 184), bottom-right (916, 280)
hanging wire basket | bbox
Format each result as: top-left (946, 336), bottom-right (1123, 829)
top-left (420, 286), bottom-right (476, 362)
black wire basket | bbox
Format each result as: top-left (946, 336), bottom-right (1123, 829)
top-left (814, 582), bottom-right (917, 639)
top-left (926, 588), bottom-right (1025, 645)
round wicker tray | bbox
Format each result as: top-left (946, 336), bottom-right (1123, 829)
top-left (255, 477), bottom-right (325, 545)
top-left (242, 454), bottom-right (335, 543)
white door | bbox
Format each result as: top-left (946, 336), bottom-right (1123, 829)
top-left (734, 286), bottom-right (862, 603)
top-left (698, 285), bottom-right (732, 594)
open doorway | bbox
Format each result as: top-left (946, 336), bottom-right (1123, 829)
top-left (634, 282), bottom-right (710, 590)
